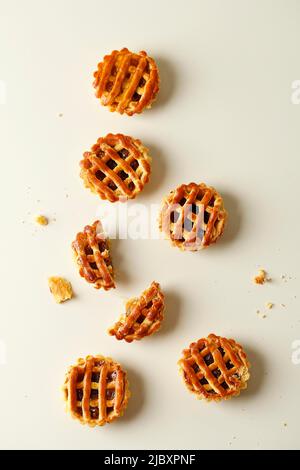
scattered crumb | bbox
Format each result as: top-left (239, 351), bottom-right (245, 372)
top-left (35, 215), bottom-right (48, 226)
top-left (281, 274), bottom-right (292, 283)
top-left (283, 423), bottom-right (288, 428)
top-left (281, 303), bottom-right (286, 308)
top-left (266, 302), bottom-right (274, 310)
top-left (256, 310), bottom-right (267, 319)
top-left (58, 113), bottom-right (63, 117)
top-left (253, 269), bottom-right (270, 285)
top-left (48, 277), bottom-right (73, 303)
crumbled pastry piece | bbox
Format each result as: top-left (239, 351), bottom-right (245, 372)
top-left (266, 302), bottom-right (274, 309)
top-left (253, 269), bottom-right (268, 285)
top-left (35, 215), bottom-right (48, 226)
top-left (48, 276), bottom-right (73, 303)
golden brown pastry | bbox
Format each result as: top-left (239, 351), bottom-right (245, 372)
top-left (72, 220), bottom-right (115, 290)
top-left (63, 355), bottom-right (130, 427)
top-left (178, 334), bottom-right (250, 402)
top-left (108, 281), bottom-right (164, 343)
top-left (159, 182), bottom-right (227, 251)
top-left (93, 47), bottom-right (160, 116)
top-left (80, 133), bottom-right (151, 202)
top-left (48, 277), bottom-right (73, 303)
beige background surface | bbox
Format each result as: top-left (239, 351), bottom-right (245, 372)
top-left (0, 0), bottom-right (299, 450)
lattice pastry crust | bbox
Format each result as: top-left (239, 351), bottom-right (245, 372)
top-left (159, 182), bottom-right (228, 251)
top-left (108, 281), bottom-right (164, 343)
top-left (63, 355), bottom-right (130, 427)
top-left (72, 220), bottom-right (115, 290)
top-left (178, 334), bottom-right (250, 402)
top-left (80, 133), bottom-right (151, 202)
top-left (93, 47), bottom-right (160, 116)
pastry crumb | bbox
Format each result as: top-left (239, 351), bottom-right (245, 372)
top-left (266, 302), bottom-right (274, 309)
top-left (253, 269), bottom-right (269, 285)
top-left (58, 113), bottom-right (63, 117)
top-left (256, 310), bottom-right (267, 319)
top-left (35, 215), bottom-right (48, 226)
top-left (283, 422), bottom-right (288, 427)
top-left (48, 276), bottom-right (73, 303)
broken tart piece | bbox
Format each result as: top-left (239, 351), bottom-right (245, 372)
top-left (63, 355), bottom-right (130, 427)
top-left (48, 276), bottom-right (73, 303)
top-left (178, 334), bottom-right (250, 402)
top-left (72, 220), bottom-right (115, 290)
top-left (108, 281), bottom-right (164, 343)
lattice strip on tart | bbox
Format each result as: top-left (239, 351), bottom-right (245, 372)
top-left (63, 355), bottom-right (130, 426)
top-left (178, 334), bottom-right (250, 402)
top-left (108, 282), bottom-right (165, 343)
top-left (159, 182), bottom-right (227, 251)
top-left (80, 134), bottom-right (151, 202)
top-left (93, 48), bottom-right (160, 116)
top-left (72, 220), bottom-right (115, 290)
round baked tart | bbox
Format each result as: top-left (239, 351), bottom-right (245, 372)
top-left (178, 334), bottom-right (250, 402)
top-left (72, 220), bottom-right (115, 290)
top-left (93, 47), bottom-right (160, 116)
top-left (80, 133), bottom-right (151, 202)
top-left (159, 182), bottom-right (228, 251)
top-left (108, 281), bottom-right (165, 343)
top-left (63, 355), bottom-right (130, 427)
